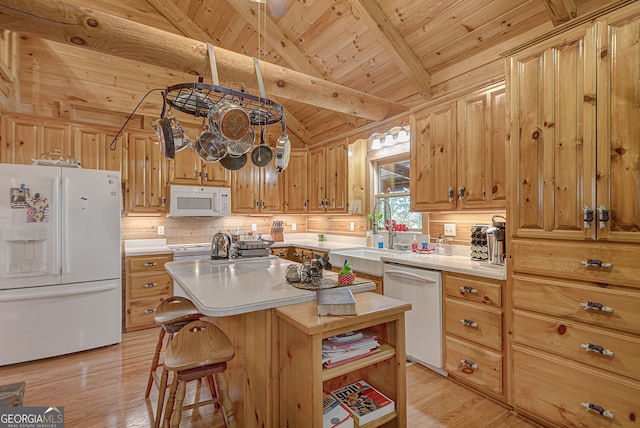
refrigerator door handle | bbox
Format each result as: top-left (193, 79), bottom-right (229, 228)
top-left (61, 176), bottom-right (71, 275)
top-left (0, 282), bottom-right (118, 302)
top-left (52, 176), bottom-right (62, 275)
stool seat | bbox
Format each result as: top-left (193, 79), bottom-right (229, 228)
top-left (163, 320), bottom-right (236, 428)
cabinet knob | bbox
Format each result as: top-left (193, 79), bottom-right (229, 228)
top-left (204, 171), bottom-right (208, 180)
top-left (143, 308), bottom-right (156, 314)
top-left (460, 319), bottom-right (478, 328)
top-left (459, 286), bottom-right (478, 294)
top-left (580, 343), bottom-right (614, 357)
top-left (597, 204), bottom-right (610, 229)
top-left (581, 402), bottom-right (614, 419)
top-left (143, 282), bottom-right (157, 288)
top-left (458, 186), bottom-right (465, 200)
top-left (161, 197), bottom-right (166, 206)
top-left (143, 262), bottom-right (158, 267)
top-left (261, 200), bottom-right (265, 208)
top-left (448, 187), bottom-right (454, 202)
top-left (579, 301), bottom-right (614, 313)
top-left (580, 259), bottom-right (613, 268)
top-left (583, 205), bottom-right (594, 229)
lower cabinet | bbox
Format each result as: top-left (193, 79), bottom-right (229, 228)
top-left (443, 272), bottom-right (505, 401)
top-left (124, 253), bottom-right (173, 332)
top-left (275, 292), bottom-right (410, 427)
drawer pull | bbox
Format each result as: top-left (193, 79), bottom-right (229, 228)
top-left (460, 319), bottom-right (478, 328)
top-left (460, 359), bottom-right (478, 369)
top-left (459, 286), bottom-right (478, 294)
top-left (580, 343), bottom-right (614, 357)
top-left (579, 301), bottom-right (614, 313)
top-left (143, 262), bottom-right (158, 267)
top-left (277, 252), bottom-right (285, 256)
top-left (143, 308), bottom-right (156, 314)
top-left (143, 282), bottom-right (158, 288)
top-left (580, 259), bottom-right (613, 268)
top-left (581, 402), bottom-right (614, 419)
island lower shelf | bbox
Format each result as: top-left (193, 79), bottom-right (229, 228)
top-left (275, 292), bottom-right (411, 428)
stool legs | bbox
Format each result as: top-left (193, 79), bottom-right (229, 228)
top-left (163, 375), bottom-right (179, 428)
top-left (170, 381), bottom-right (187, 428)
top-left (153, 367), bottom-right (169, 428)
top-left (145, 327), bottom-right (166, 398)
top-left (216, 372), bottom-right (236, 428)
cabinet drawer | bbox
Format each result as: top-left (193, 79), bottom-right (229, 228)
top-left (445, 336), bottom-right (502, 395)
top-left (512, 239), bottom-right (640, 288)
top-left (271, 247), bottom-right (290, 258)
top-left (126, 296), bottom-right (167, 330)
top-left (445, 298), bottom-right (502, 351)
top-left (444, 272), bottom-right (502, 307)
top-left (513, 274), bottom-right (640, 335)
top-left (514, 310), bottom-right (640, 381)
top-left (514, 345), bottom-right (640, 428)
top-left (127, 254), bottom-right (173, 273)
top-left (129, 272), bottom-right (172, 299)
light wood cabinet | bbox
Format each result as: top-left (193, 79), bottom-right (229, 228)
top-left (308, 139), bottom-right (348, 213)
top-left (443, 272), bottom-right (505, 401)
top-left (410, 83), bottom-right (506, 212)
top-left (1, 114), bottom-right (72, 164)
top-left (231, 161), bottom-right (284, 213)
top-left (275, 292), bottom-right (409, 428)
top-left (168, 148), bottom-right (230, 187)
top-left (282, 149), bottom-right (308, 213)
top-left (72, 125), bottom-right (127, 175)
top-left (124, 253), bottom-right (173, 332)
top-left (126, 131), bottom-right (169, 213)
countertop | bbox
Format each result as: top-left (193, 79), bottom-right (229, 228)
top-left (380, 252), bottom-right (506, 280)
top-left (164, 257), bottom-right (376, 317)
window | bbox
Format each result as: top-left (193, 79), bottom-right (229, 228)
top-left (372, 156), bottom-right (422, 230)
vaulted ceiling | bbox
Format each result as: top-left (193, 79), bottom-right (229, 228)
top-left (0, 0), bottom-right (616, 145)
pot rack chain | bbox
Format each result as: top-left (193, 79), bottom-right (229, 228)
top-left (109, 87), bottom-right (164, 150)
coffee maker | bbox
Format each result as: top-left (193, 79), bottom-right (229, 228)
top-left (486, 215), bottom-right (506, 265)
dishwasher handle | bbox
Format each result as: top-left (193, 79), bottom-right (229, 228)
top-left (384, 269), bottom-right (438, 284)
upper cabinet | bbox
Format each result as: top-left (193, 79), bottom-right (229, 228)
top-left (73, 125), bottom-right (127, 177)
top-left (410, 84), bottom-right (507, 213)
top-left (508, 5), bottom-right (640, 243)
top-left (168, 148), bottom-right (230, 187)
top-left (282, 149), bottom-right (308, 213)
top-left (2, 114), bottom-right (72, 164)
top-left (308, 139), bottom-right (348, 213)
top-left (126, 131), bottom-right (168, 213)
top-left (231, 160), bottom-right (284, 214)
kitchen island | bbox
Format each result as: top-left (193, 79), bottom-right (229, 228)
top-left (165, 257), bottom-right (409, 427)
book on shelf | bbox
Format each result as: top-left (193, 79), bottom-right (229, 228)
top-left (330, 380), bottom-right (395, 426)
top-left (317, 287), bottom-right (357, 316)
top-left (323, 347), bottom-right (380, 369)
top-left (323, 332), bottom-right (378, 350)
top-left (323, 392), bottom-right (354, 428)
top-left (326, 331), bottom-right (364, 344)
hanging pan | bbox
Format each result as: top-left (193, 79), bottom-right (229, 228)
top-left (226, 125), bottom-right (255, 157)
top-left (153, 91), bottom-right (175, 160)
top-left (251, 127), bottom-right (273, 167)
top-left (194, 129), bottom-right (227, 163)
top-left (220, 153), bottom-right (248, 170)
top-left (274, 119), bottom-right (290, 174)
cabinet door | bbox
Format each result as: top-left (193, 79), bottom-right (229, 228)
top-left (508, 26), bottom-right (596, 240)
top-left (325, 140), bottom-right (348, 213)
top-left (202, 161), bottom-right (231, 187)
top-left (72, 126), bottom-right (125, 173)
top-left (308, 146), bottom-right (326, 213)
top-left (260, 162), bottom-right (284, 213)
top-left (596, 11), bottom-right (640, 243)
top-left (231, 162), bottom-right (259, 213)
top-left (283, 149), bottom-right (308, 213)
top-left (410, 101), bottom-right (457, 211)
top-left (127, 132), bottom-right (168, 213)
top-left (3, 115), bottom-right (72, 165)
top-left (457, 86), bottom-right (506, 210)
top-left (168, 148), bottom-right (200, 185)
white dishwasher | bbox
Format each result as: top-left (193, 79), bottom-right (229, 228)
top-left (383, 262), bottom-right (447, 376)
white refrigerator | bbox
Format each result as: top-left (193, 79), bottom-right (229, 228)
top-left (0, 163), bottom-right (122, 366)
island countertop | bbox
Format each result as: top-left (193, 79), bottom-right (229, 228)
top-left (164, 257), bottom-right (376, 317)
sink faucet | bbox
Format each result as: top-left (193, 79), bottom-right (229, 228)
top-left (372, 199), bottom-right (396, 249)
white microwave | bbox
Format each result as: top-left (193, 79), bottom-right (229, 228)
top-left (169, 185), bottom-right (231, 217)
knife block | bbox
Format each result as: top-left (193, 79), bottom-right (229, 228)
top-left (271, 220), bottom-right (284, 242)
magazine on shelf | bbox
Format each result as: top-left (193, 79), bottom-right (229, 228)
top-left (322, 332), bottom-right (378, 350)
top-left (323, 392), bottom-right (354, 428)
top-left (326, 331), bottom-right (363, 344)
top-left (317, 287), bottom-right (357, 316)
top-left (323, 348), bottom-right (380, 369)
top-left (330, 380), bottom-right (395, 425)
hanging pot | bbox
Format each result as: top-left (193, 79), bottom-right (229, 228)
top-left (165, 113), bottom-right (191, 153)
top-left (153, 117), bottom-right (175, 160)
top-left (274, 126), bottom-right (290, 174)
top-left (194, 130), bottom-right (227, 162)
top-left (208, 101), bottom-right (250, 141)
top-left (251, 127), bottom-right (273, 167)
top-left (220, 152), bottom-right (247, 170)
top-left (226, 125), bottom-right (255, 157)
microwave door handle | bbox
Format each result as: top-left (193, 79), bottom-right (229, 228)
top-left (62, 176), bottom-right (71, 275)
top-left (385, 269), bottom-right (438, 284)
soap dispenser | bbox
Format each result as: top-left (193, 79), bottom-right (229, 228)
top-left (411, 235), bottom-right (418, 252)
top-left (436, 233), bottom-right (445, 255)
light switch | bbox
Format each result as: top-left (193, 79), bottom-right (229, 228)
top-left (444, 224), bottom-right (456, 236)
top-left (350, 221), bottom-right (355, 231)
top-left (292, 223), bottom-right (297, 231)
top-left (158, 225), bottom-right (165, 236)
top-left (251, 224), bottom-right (257, 232)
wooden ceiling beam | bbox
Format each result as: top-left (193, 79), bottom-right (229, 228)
top-left (540, 0), bottom-right (577, 26)
top-left (146, 0), bottom-right (310, 143)
top-left (0, 0), bottom-right (407, 121)
top-left (349, 0), bottom-right (432, 99)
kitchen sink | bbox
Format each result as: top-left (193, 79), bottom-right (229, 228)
top-left (329, 247), bottom-right (405, 277)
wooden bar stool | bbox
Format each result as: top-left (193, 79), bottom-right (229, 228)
top-left (145, 296), bottom-right (202, 400)
top-left (162, 320), bottom-right (236, 428)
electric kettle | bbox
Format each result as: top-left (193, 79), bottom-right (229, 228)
top-left (486, 215), bottom-right (506, 265)
top-left (211, 231), bottom-right (231, 259)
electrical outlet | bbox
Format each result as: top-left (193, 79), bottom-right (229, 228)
top-left (251, 223), bottom-right (257, 232)
top-left (158, 225), bottom-right (165, 236)
top-left (291, 223), bottom-right (296, 231)
top-left (444, 224), bottom-right (456, 236)
top-left (350, 221), bottom-right (355, 231)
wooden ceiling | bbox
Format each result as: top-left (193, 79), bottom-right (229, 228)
top-left (0, 0), bottom-right (617, 145)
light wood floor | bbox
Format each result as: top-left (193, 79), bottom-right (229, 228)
top-left (0, 328), bottom-right (537, 427)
